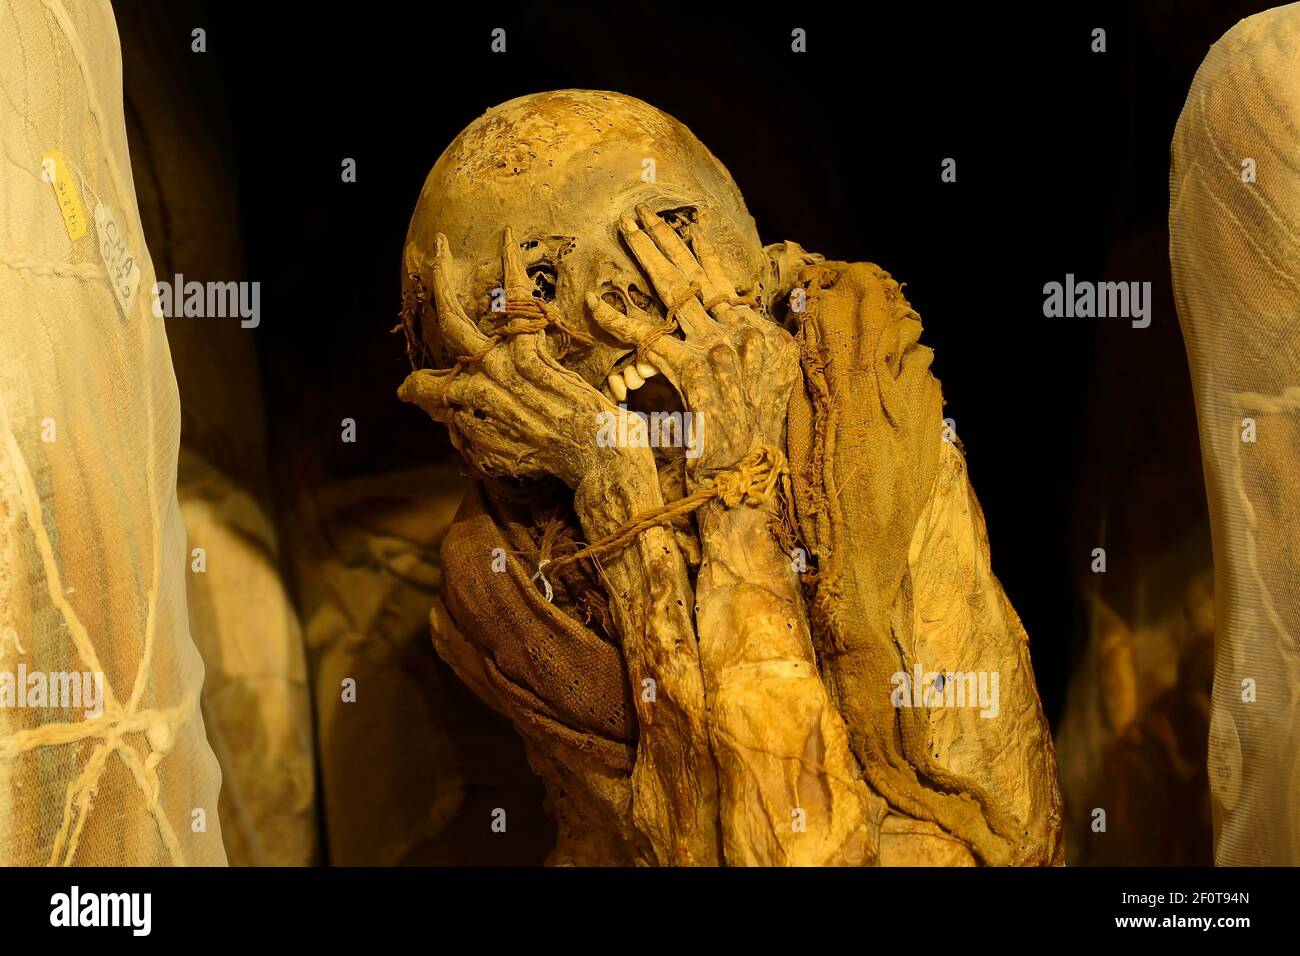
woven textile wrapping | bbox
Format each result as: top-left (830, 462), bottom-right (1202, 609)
top-left (1170, 1), bottom-right (1300, 865)
top-left (0, 0), bottom-right (225, 865)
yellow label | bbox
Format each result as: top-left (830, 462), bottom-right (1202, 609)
top-left (40, 149), bottom-right (87, 241)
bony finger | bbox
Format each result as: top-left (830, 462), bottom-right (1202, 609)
top-left (502, 226), bottom-right (532, 302)
top-left (432, 234), bottom-right (490, 353)
top-left (634, 203), bottom-right (710, 286)
top-left (397, 368), bottom-right (456, 423)
top-left (587, 291), bottom-right (689, 369)
top-left (586, 290), bottom-right (654, 345)
top-left (618, 214), bottom-right (697, 314)
top-left (690, 229), bottom-right (739, 318)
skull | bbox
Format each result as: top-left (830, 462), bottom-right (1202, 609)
top-left (401, 90), bottom-right (769, 390)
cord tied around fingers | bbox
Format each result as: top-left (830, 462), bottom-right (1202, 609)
top-left (531, 443), bottom-right (790, 602)
top-left (444, 296), bottom-right (596, 382)
top-left (635, 318), bottom-right (678, 367)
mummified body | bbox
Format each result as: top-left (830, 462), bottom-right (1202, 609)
top-left (399, 90), bottom-right (1063, 865)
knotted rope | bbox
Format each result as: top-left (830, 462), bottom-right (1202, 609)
top-left (634, 284), bottom-right (762, 363)
top-left (635, 318), bottom-right (678, 367)
top-left (447, 297), bottom-right (595, 382)
top-left (532, 444), bottom-right (789, 601)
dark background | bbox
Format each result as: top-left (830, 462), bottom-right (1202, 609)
top-left (123, 0), bottom-right (1275, 728)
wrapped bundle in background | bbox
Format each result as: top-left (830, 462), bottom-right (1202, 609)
top-left (1055, 227), bottom-right (1215, 866)
top-left (116, 0), bottom-right (316, 867)
top-left (0, 0), bottom-right (224, 865)
top-left (1170, 0), bottom-right (1300, 865)
top-left (283, 463), bottom-right (553, 866)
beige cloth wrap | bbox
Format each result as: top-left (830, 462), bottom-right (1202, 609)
top-left (0, 0), bottom-right (224, 865)
top-left (1170, 1), bottom-right (1300, 865)
top-left (787, 262), bottom-right (1062, 866)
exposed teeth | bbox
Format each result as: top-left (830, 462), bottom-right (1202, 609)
top-left (607, 357), bottom-right (659, 400)
top-left (607, 373), bottom-right (628, 401)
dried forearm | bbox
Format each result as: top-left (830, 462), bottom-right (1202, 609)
top-left (571, 456), bottom-right (720, 865)
top-left (695, 498), bottom-right (874, 865)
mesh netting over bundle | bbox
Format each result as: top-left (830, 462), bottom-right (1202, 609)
top-left (1170, 0), bottom-right (1300, 866)
top-left (0, 0), bottom-right (224, 866)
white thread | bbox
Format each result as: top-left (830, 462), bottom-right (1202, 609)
top-left (531, 558), bottom-right (555, 603)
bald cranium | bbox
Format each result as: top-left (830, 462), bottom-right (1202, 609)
top-left (402, 89), bottom-right (769, 388)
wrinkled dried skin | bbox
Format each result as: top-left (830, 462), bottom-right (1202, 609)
top-left (402, 224), bottom-right (719, 865)
top-left (697, 501), bottom-right (874, 865)
top-left (598, 209), bottom-right (874, 864)
top-left (571, 464), bottom-right (720, 864)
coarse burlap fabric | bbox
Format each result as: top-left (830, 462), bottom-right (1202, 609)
top-left (0, 0), bottom-right (224, 864)
top-left (1170, 0), bottom-right (1300, 866)
top-left (440, 483), bottom-right (636, 770)
top-left (786, 261), bottom-right (1061, 866)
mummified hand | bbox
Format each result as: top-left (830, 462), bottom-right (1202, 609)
top-left (400, 228), bottom-right (641, 488)
top-left (590, 206), bottom-right (876, 865)
top-left (587, 205), bottom-right (800, 478)
top-left (400, 226), bottom-right (722, 866)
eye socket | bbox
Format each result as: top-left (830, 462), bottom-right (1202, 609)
top-left (627, 283), bottom-right (653, 311)
top-left (657, 206), bottom-right (699, 241)
top-left (527, 262), bottom-right (557, 301)
top-left (600, 289), bottom-right (628, 315)
top-left (517, 236), bottom-right (575, 301)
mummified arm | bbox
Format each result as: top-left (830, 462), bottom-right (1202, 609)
top-left (399, 228), bottom-right (718, 865)
top-left (589, 206), bottom-right (875, 864)
top-left (570, 463), bottom-right (719, 865)
top-left (694, 498), bottom-right (876, 865)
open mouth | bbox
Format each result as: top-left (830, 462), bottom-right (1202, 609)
top-left (603, 351), bottom-right (662, 402)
